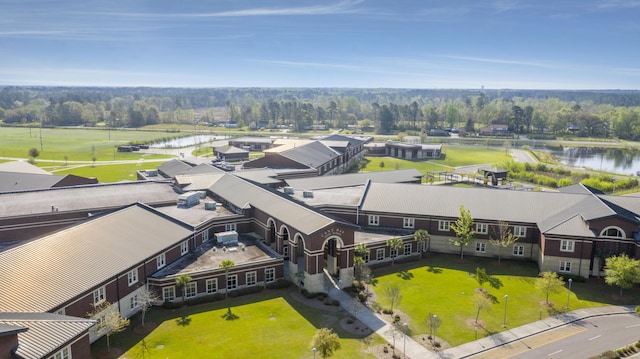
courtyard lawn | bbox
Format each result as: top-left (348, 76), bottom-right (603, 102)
top-left (96, 289), bottom-right (383, 359)
top-left (372, 253), bottom-right (640, 347)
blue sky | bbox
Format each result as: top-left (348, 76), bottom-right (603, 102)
top-left (1, 0), bottom-right (639, 89)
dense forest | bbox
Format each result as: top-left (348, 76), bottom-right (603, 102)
top-left (1, 86), bottom-right (640, 140)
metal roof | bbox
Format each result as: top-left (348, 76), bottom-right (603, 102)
top-left (158, 159), bottom-right (193, 178)
top-left (209, 174), bottom-right (335, 235)
top-left (0, 312), bottom-right (94, 359)
top-left (285, 169), bottom-right (422, 190)
top-left (0, 172), bottom-right (62, 192)
top-left (0, 161), bottom-right (52, 175)
top-left (0, 181), bottom-right (178, 218)
top-left (0, 204), bottom-right (193, 312)
top-left (279, 141), bottom-right (340, 169)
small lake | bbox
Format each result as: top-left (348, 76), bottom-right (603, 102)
top-left (535, 146), bottom-right (640, 175)
top-left (150, 134), bottom-right (228, 148)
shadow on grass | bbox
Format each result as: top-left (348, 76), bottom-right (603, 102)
top-left (176, 315), bottom-right (191, 326)
top-left (397, 270), bottom-right (414, 280)
top-left (222, 307), bottom-right (239, 320)
top-left (488, 276), bottom-right (503, 290)
top-left (426, 266), bottom-right (442, 274)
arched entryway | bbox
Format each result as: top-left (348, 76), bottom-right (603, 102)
top-left (266, 219), bottom-right (276, 249)
top-left (280, 226), bottom-right (290, 259)
top-left (322, 236), bottom-right (343, 276)
top-left (293, 234), bottom-right (305, 272)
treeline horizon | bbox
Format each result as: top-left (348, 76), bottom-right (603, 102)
top-left (1, 86), bottom-right (640, 140)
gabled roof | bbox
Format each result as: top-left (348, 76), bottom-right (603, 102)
top-left (208, 174), bottom-right (335, 235)
top-left (233, 168), bottom-right (282, 186)
top-left (0, 161), bottom-right (51, 175)
top-left (558, 183), bottom-right (605, 195)
top-left (541, 214), bottom-right (595, 237)
top-left (0, 203), bottom-right (193, 312)
top-left (182, 163), bottom-right (225, 175)
top-left (279, 141), bottom-right (340, 169)
top-left (157, 159), bottom-right (193, 178)
top-left (360, 183), bottom-right (586, 224)
top-left (0, 181), bottom-right (178, 218)
top-left (174, 173), bottom-right (226, 191)
top-left (216, 146), bottom-right (249, 155)
top-left (229, 136), bottom-right (275, 144)
top-left (322, 134), bottom-right (369, 147)
top-left (0, 172), bottom-right (62, 192)
top-left (0, 312), bottom-right (94, 359)
top-left (285, 169), bottom-right (423, 190)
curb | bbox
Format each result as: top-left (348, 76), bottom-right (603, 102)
top-left (452, 306), bottom-right (637, 358)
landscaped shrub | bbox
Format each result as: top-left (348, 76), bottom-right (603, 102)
top-left (558, 178), bottom-right (573, 187)
top-left (358, 291), bottom-right (367, 303)
top-left (185, 293), bottom-right (225, 306)
top-left (228, 285), bottom-right (264, 298)
top-left (161, 301), bottom-right (183, 310)
top-left (382, 308), bottom-right (393, 315)
top-left (266, 279), bottom-right (293, 289)
top-left (301, 289), bottom-right (324, 299)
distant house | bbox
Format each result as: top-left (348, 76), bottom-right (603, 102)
top-left (228, 137), bottom-right (276, 151)
top-left (215, 146), bottom-right (249, 162)
top-left (479, 124), bottom-right (512, 136)
top-left (384, 142), bottom-right (442, 160)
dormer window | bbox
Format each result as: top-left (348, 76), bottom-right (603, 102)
top-left (600, 226), bottom-right (625, 238)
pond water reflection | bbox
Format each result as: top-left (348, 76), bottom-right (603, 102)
top-left (537, 146), bottom-right (640, 175)
top-left (150, 134), bottom-right (228, 148)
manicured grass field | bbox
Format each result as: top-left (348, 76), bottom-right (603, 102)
top-left (0, 127), bottom-right (181, 161)
top-left (46, 162), bottom-right (165, 182)
top-left (372, 253), bottom-right (640, 347)
top-left (361, 145), bottom-right (512, 174)
top-left (94, 289), bottom-right (383, 359)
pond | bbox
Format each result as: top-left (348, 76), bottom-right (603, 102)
top-left (150, 134), bottom-right (229, 148)
top-left (535, 146), bottom-right (640, 176)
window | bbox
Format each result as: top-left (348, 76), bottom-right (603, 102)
top-left (601, 226), bottom-right (624, 238)
top-left (246, 271), bottom-right (257, 286)
top-left (362, 253), bottom-right (369, 263)
top-left (368, 215), bottom-right (380, 226)
top-left (438, 220), bottom-right (450, 231)
top-left (265, 268), bottom-right (275, 283)
top-left (390, 249), bottom-right (397, 258)
top-left (163, 286), bottom-right (175, 302)
top-left (404, 243), bottom-right (412, 256)
top-left (50, 346), bottom-right (71, 359)
top-left (93, 287), bottom-right (105, 305)
top-left (203, 230), bottom-right (209, 242)
top-left (283, 245), bottom-right (289, 258)
top-left (156, 253), bottom-right (166, 269)
top-left (227, 275), bottom-right (238, 291)
top-left (559, 261), bottom-right (571, 273)
top-left (560, 240), bottom-right (575, 252)
top-left (475, 223), bottom-right (488, 234)
top-left (180, 241), bottom-right (189, 255)
top-left (403, 217), bottom-right (415, 229)
top-left (127, 269), bottom-right (138, 286)
top-left (514, 226), bottom-right (526, 237)
top-left (475, 242), bottom-right (486, 253)
top-left (185, 282), bottom-right (197, 298)
top-left (130, 294), bottom-right (138, 310)
top-left (417, 241), bottom-right (426, 252)
top-left (206, 279), bottom-right (218, 294)
top-left (513, 245), bottom-right (524, 256)
top-left (225, 223), bottom-right (237, 232)
top-left (376, 248), bottom-right (385, 261)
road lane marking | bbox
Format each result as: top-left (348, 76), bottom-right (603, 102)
top-left (626, 324), bottom-right (640, 328)
top-left (588, 335), bottom-right (601, 341)
top-left (548, 349), bottom-right (563, 356)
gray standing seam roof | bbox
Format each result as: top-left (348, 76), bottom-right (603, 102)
top-left (0, 203), bottom-right (193, 312)
top-left (279, 141), bottom-right (340, 169)
top-left (0, 312), bottom-right (95, 359)
top-left (285, 169), bottom-right (422, 190)
top-left (208, 174), bottom-right (335, 235)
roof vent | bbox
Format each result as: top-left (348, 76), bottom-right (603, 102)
top-left (204, 202), bottom-right (217, 210)
top-left (303, 190), bottom-right (314, 198)
top-left (283, 186), bottom-right (294, 195)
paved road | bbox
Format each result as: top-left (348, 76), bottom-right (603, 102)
top-left (507, 313), bottom-right (640, 359)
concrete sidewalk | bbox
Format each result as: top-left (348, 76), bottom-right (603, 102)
top-left (328, 280), bottom-right (636, 359)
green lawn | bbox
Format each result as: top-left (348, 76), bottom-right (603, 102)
top-left (0, 127), bottom-right (183, 161)
top-left (95, 289), bottom-right (383, 359)
top-left (362, 145), bottom-right (512, 174)
top-left (47, 162), bottom-right (168, 182)
top-left (372, 253), bottom-right (640, 347)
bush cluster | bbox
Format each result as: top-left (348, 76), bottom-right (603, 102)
top-left (228, 285), bottom-right (264, 298)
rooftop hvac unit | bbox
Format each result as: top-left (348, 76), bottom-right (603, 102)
top-left (146, 169), bottom-right (158, 177)
top-left (283, 186), bottom-right (294, 194)
top-left (198, 191), bottom-right (207, 199)
top-left (204, 202), bottom-right (217, 210)
top-left (303, 190), bottom-right (314, 198)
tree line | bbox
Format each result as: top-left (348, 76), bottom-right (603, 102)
top-left (1, 86), bottom-right (640, 140)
